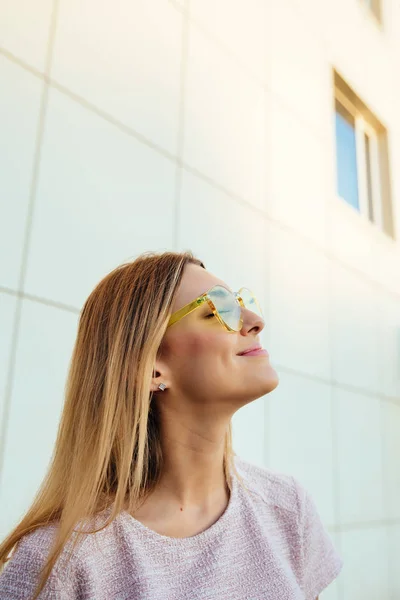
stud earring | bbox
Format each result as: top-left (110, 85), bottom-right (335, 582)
top-left (158, 383), bottom-right (167, 391)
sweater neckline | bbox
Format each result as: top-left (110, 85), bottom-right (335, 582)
top-left (120, 468), bottom-right (238, 547)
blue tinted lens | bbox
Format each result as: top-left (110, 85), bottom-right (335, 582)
top-left (207, 285), bottom-right (241, 331)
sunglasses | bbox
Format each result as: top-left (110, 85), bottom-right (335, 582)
top-left (167, 285), bottom-right (264, 332)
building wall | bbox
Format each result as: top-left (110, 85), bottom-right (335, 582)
top-left (0, 0), bottom-right (399, 597)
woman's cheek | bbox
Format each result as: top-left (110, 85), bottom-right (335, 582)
top-left (170, 332), bottom-right (215, 358)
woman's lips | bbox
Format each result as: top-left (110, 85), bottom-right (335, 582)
top-left (239, 348), bottom-right (269, 357)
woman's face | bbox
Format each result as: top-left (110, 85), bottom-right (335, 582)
top-left (153, 263), bottom-right (279, 417)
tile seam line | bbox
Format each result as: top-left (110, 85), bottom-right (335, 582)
top-left (172, 0), bottom-right (190, 251)
top-left (2, 54), bottom-right (398, 292)
top-left (0, 0), bottom-right (60, 482)
top-left (0, 42), bottom-right (336, 150)
top-left (3, 241), bottom-right (400, 313)
top-left (0, 288), bottom-right (80, 314)
top-left (331, 516), bottom-right (400, 532)
top-left (47, 76), bottom-right (329, 224)
top-left (182, 0), bottom-right (339, 137)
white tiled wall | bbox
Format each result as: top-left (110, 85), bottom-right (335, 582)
top-left (335, 389), bottom-right (385, 524)
top-left (268, 373), bottom-right (336, 526)
top-left (190, 0), bottom-right (268, 82)
top-left (388, 524), bottom-right (400, 598)
top-left (265, 94), bottom-right (332, 248)
top-left (23, 87), bottom-right (176, 307)
top-left (0, 0), bottom-right (53, 72)
top-left (265, 0), bottom-right (333, 138)
top-left (183, 25), bottom-right (266, 210)
top-left (0, 294), bottom-right (17, 432)
top-left (340, 527), bottom-right (390, 598)
top-left (0, 56), bottom-right (42, 290)
top-left (51, 0), bottom-right (184, 154)
top-left (381, 402), bottom-right (400, 521)
top-left (0, 300), bottom-right (79, 540)
top-left (268, 225), bottom-right (331, 379)
top-left (330, 265), bottom-right (381, 394)
top-left (1, 0), bottom-right (399, 597)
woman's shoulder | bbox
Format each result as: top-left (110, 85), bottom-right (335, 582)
top-left (3, 521), bottom-right (60, 567)
top-left (0, 523), bottom-right (65, 598)
top-left (233, 454), bottom-right (303, 514)
top-left (233, 455), bottom-right (344, 597)
top-left (0, 511), bottom-right (117, 596)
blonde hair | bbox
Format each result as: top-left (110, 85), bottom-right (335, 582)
top-left (0, 250), bottom-right (247, 599)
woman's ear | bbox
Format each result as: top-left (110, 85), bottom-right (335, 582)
top-left (151, 366), bottom-right (168, 392)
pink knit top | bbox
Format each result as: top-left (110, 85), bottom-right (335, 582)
top-left (0, 456), bottom-right (343, 599)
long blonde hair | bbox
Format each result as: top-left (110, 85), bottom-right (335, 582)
top-left (0, 250), bottom-right (246, 599)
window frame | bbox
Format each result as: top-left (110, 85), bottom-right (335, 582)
top-left (335, 88), bottom-right (383, 229)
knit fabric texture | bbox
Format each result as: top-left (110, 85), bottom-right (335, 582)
top-left (0, 456), bottom-right (343, 599)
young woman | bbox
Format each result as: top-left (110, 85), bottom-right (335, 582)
top-left (0, 251), bottom-right (343, 599)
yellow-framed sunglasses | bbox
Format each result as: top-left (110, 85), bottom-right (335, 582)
top-left (167, 285), bottom-right (264, 332)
